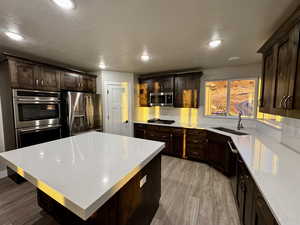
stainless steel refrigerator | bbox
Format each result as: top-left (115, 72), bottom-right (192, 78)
top-left (61, 91), bottom-right (103, 137)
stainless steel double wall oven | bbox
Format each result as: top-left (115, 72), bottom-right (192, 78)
top-left (13, 89), bottom-right (62, 148)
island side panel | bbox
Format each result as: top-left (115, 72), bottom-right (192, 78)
top-left (37, 153), bottom-right (162, 225)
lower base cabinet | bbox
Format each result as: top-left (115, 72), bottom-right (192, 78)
top-left (134, 124), bottom-right (184, 157)
top-left (236, 154), bottom-right (278, 225)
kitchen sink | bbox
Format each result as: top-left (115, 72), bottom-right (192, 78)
top-left (213, 127), bottom-right (248, 136)
top-left (147, 118), bottom-right (175, 125)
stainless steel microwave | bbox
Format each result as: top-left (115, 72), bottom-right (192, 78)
top-left (149, 92), bottom-right (173, 106)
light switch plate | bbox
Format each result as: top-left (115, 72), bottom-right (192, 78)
top-left (140, 175), bottom-right (147, 188)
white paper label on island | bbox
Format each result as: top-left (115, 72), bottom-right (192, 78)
top-left (140, 175), bottom-right (147, 188)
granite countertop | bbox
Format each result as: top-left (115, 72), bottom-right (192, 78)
top-left (0, 132), bottom-right (165, 220)
top-left (134, 120), bottom-right (300, 225)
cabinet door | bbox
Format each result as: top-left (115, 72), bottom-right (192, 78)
top-left (286, 25), bottom-right (300, 118)
top-left (39, 66), bottom-right (61, 91)
top-left (139, 81), bottom-right (151, 106)
top-left (81, 76), bottom-right (96, 92)
top-left (186, 129), bottom-right (207, 161)
top-left (259, 49), bottom-right (274, 113)
top-left (156, 76), bottom-right (173, 93)
top-left (8, 59), bottom-right (38, 89)
top-left (270, 35), bottom-right (292, 116)
top-left (134, 124), bottom-right (146, 139)
top-left (171, 128), bottom-right (184, 157)
top-left (253, 190), bottom-right (277, 225)
top-left (174, 74), bottom-right (200, 108)
top-left (61, 71), bottom-right (81, 91)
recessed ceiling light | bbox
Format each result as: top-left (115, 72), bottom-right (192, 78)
top-left (209, 39), bottom-right (222, 48)
top-left (141, 54), bottom-right (150, 62)
top-left (99, 62), bottom-right (106, 69)
top-left (52, 0), bottom-right (75, 10)
top-left (228, 56), bottom-right (241, 61)
top-left (4, 31), bottom-right (24, 41)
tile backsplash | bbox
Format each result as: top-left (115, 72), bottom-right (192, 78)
top-left (281, 117), bottom-right (300, 153)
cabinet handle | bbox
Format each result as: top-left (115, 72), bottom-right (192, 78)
top-left (280, 96), bottom-right (287, 109)
top-left (227, 141), bottom-right (238, 154)
top-left (41, 80), bottom-right (44, 86)
top-left (284, 96), bottom-right (293, 110)
top-left (36, 79), bottom-right (39, 86)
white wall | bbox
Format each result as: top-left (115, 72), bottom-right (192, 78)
top-left (99, 71), bottom-right (135, 136)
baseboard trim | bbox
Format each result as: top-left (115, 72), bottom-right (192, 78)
top-left (0, 169), bottom-right (7, 179)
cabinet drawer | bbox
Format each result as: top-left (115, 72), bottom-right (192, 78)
top-left (158, 126), bottom-right (172, 133)
top-left (134, 124), bottom-right (146, 129)
top-left (187, 134), bottom-right (207, 143)
top-left (187, 129), bottom-right (207, 136)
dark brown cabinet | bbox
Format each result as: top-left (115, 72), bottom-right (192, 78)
top-left (235, 154), bottom-right (278, 225)
top-left (134, 123), bottom-right (184, 157)
top-left (174, 74), bottom-right (200, 108)
top-left (38, 66), bottom-right (61, 91)
top-left (151, 76), bottom-right (173, 93)
top-left (138, 72), bottom-right (201, 108)
top-left (207, 131), bottom-right (236, 176)
top-left (236, 155), bottom-right (254, 225)
top-left (4, 56), bottom-right (97, 93)
top-left (8, 58), bottom-right (38, 90)
top-left (61, 71), bottom-right (81, 91)
top-left (186, 129), bottom-right (207, 161)
top-left (258, 7), bottom-right (300, 119)
top-left (259, 49), bottom-right (274, 113)
top-left (253, 188), bottom-right (279, 225)
top-left (81, 75), bottom-right (96, 92)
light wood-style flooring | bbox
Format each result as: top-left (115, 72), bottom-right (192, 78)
top-left (0, 156), bottom-right (240, 225)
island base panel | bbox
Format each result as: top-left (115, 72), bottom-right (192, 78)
top-left (37, 154), bottom-right (162, 225)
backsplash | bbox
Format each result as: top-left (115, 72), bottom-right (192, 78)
top-left (281, 117), bottom-right (300, 153)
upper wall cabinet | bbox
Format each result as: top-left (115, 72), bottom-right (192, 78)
top-left (38, 66), bottom-right (61, 91)
top-left (8, 58), bottom-right (39, 90)
top-left (5, 56), bottom-right (96, 93)
top-left (258, 6), bottom-right (300, 119)
top-left (174, 74), bottom-right (201, 108)
top-left (138, 72), bottom-right (201, 108)
top-left (8, 58), bottom-right (60, 91)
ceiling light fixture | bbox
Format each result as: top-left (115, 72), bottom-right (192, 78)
top-left (228, 56), bottom-right (241, 61)
top-left (4, 31), bottom-right (24, 41)
top-left (141, 54), bottom-right (150, 62)
top-left (99, 62), bottom-right (106, 69)
top-left (52, 0), bottom-right (75, 10)
top-left (209, 39), bottom-right (222, 48)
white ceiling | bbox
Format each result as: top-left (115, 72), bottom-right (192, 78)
top-left (0, 0), bottom-right (298, 73)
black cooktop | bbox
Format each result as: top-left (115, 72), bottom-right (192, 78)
top-left (147, 118), bottom-right (175, 125)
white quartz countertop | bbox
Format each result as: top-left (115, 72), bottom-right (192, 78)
top-left (0, 132), bottom-right (165, 220)
top-left (135, 120), bottom-right (300, 225)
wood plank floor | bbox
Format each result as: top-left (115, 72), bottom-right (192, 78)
top-left (0, 156), bottom-right (240, 225)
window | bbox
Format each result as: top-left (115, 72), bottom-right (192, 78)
top-left (205, 79), bottom-right (257, 118)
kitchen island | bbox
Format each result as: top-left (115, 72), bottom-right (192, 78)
top-left (0, 132), bottom-right (165, 225)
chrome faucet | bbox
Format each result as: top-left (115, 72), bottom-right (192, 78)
top-left (237, 111), bottom-right (244, 130)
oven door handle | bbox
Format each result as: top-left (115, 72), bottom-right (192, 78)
top-left (15, 99), bottom-right (60, 104)
top-left (18, 125), bottom-right (62, 133)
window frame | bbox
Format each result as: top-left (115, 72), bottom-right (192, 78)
top-left (204, 77), bottom-right (259, 119)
